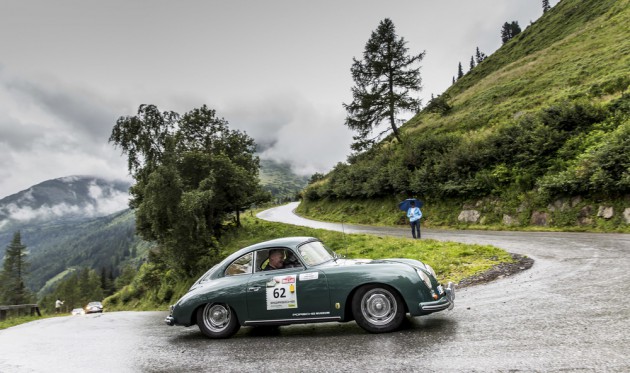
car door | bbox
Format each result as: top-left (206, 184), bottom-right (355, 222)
top-left (245, 249), bottom-right (331, 323)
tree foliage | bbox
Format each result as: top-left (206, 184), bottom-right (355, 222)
top-left (39, 267), bottom-right (106, 313)
top-left (424, 93), bottom-right (452, 116)
top-left (457, 62), bottom-right (464, 79)
top-left (543, 0), bottom-right (551, 13)
top-left (0, 232), bottom-right (32, 305)
top-left (501, 21), bottom-right (522, 44)
top-left (475, 47), bottom-right (487, 64)
top-left (344, 18), bottom-right (425, 151)
top-left (304, 99), bottom-right (628, 202)
top-left (110, 104), bottom-right (270, 277)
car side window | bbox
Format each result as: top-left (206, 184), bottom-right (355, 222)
top-left (225, 253), bottom-right (253, 276)
top-left (255, 248), bottom-right (304, 272)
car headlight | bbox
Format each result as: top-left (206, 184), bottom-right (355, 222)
top-left (415, 268), bottom-right (432, 289)
top-left (424, 263), bottom-right (437, 278)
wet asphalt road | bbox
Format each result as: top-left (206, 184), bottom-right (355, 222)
top-left (1, 202), bottom-right (629, 372)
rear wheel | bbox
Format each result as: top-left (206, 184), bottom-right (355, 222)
top-left (196, 303), bottom-right (240, 339)
top-left (352, 284), bottom-right (405, 333)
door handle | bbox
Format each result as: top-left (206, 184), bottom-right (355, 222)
top-left (248, 286), bottom-right (261, 292)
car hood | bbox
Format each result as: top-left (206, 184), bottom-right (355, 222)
top-left (320, 257), bottom-right (426, 268)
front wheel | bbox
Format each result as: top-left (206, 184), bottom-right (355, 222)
top-left (196, 303), bottom-right (240, 339)
top-left (352, 285), bottom-right (405, 333)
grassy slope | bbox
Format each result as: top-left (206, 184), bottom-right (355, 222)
top-left (417, 0), bottom-right (629, 134)
top-left (299, 0), bottom-right (630, 231)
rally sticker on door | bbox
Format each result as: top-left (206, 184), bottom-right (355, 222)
top-left (266, 275), bottom-right (298, 310)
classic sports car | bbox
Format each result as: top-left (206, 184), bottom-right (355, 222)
top-left (165, 237), bottom-right (454, 338)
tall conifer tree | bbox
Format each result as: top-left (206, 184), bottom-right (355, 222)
top-left (344, 18), bottom-right (425, 151)
top-left (475, 47), bottom-right (487, 64)
top-left (0, 231), bottom-right (31, 304)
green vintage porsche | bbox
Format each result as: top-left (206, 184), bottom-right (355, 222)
top-left (165, 236), bottom-right (455, 338)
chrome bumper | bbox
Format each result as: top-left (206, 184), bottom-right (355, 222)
top-left (165, 305), bottom-right (175, 326)
top-left (420, 282), bottom-right (455, 312)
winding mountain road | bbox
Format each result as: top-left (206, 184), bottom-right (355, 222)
top-left (1, 202), bottom-right (629, 372)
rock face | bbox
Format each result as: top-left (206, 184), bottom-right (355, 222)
top-left (597, 206), bottom-right (614, 219)
top-left (578, 206), bottom-right (593, 225)
top-left (458, 210), bottom-right (480, 223)
top-left (530, 211), bottom-right (549, 226)
top-left (503, 214), bottom-right (516, 226)
top-left (624, 208), bottom-right (630, 224)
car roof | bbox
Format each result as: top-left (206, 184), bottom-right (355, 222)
top-left (221, 237), bottom-right (318, 267)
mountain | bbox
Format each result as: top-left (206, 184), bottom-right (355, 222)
top-left (0, 176), bottom-right (147, 292)
top-left (0, 160), bottom-right (307, 293)
top-left (259, 159), bottom-right (310, 201)
top-left (300, 0), bottom-right (630, 230)
top-left (0, 175), bottom-right (131, 231)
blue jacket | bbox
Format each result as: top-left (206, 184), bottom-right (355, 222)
top-left (407, 207), bottom-right (422, 222)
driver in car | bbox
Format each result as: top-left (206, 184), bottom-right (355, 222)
top-left (263, 249), bottom-right (285, 271)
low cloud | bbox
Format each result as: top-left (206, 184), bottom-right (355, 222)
top-left (3, 187), bottom-right (129, 223)
top-left (221, 93), bottom-right (353, 176)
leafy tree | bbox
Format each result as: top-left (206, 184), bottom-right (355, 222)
top-left (344, 18), bottom-right (425, 151)
top-left (110, 104), bottom-right (270, 276)
top-left (501, 21), bottom-right (522, 44)
top-left (0, 231), bottom-right (32, 304)
top-left (475, 47), bottom-right (487, 64)
top-left (308, 173), bottom-right (325, 185)
top-left (457, 62), bottom-right (464, 79)
top-left (543, 0), bottom-right (551, 13)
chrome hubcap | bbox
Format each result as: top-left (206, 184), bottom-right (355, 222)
top-left (361, 289), bottom-right (396, 325)
top-left (203, 304), bottom-right (230, 332)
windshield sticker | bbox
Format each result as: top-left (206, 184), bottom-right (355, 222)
top-left (266, 275), bottom-right (298, 310)
top-left (299, 272), bottom-right (319, 281)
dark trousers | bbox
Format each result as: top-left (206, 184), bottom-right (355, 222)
top-left (410, 220), bottom-right (421, 239)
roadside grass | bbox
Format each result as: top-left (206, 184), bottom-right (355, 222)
top-left (0, 313), bottom-right (61, 330)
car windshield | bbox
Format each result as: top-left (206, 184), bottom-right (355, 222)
top-left (297, 241), bottom-right (335, 266)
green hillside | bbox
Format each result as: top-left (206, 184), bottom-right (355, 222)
top-left (300, 0), bottom-right (630, 231)
top-left (259, 159), bottom-right (309, 201)
top-left (6, 210), bottom-right (151, 293)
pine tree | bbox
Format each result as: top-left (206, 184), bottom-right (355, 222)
top-left (470, 56), bottom-right (476, 70)
top-left (0, 231), bottom-right (31, 304)
top-left (475, 47), bottom-right (487, 64)
top-left (343, 18), bottom-right (425, 151)
top-left (457, 62), bottom-right (464, 79)
top-left (543, 0), bottom-right (551, 13)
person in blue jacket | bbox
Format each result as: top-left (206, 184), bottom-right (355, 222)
top-left (407, 201), bottom-right (422, 239)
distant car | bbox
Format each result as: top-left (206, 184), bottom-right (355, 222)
top-left (71, 308), bottom-right (85, 316)
top-left (165, 236), bottom-right (455, 339)
top-left (84, 301), bottom-right (103, 314)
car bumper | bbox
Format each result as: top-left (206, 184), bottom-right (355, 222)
top-left (419, 282), bottom-right (455, 313)
top-left (165, 315), bottom-right (175, 326)
top-left (165, 305), bottom-right (175, 326)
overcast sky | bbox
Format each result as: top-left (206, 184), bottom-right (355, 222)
top-left (0, 0), bottom-right (559, 198)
